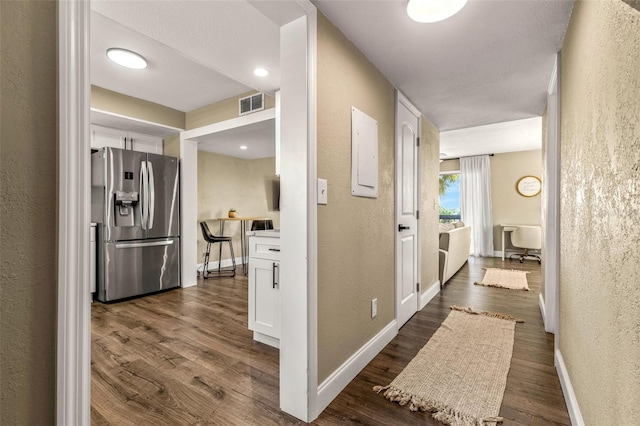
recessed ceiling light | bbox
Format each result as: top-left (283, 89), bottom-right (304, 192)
top-left (106, 48), bottom-right (148, 70)
top-left (240, 145), bottom-right (248, 150)
top-left (407, 0), bottom-right (468, 23)
top-left (253, 68), bottom-right (269, 77)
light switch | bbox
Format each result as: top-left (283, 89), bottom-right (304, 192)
top-left (318, 178), bottom-right (328, 205)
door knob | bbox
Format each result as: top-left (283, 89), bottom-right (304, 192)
top-left (398, 224), bottom-right (410, 232)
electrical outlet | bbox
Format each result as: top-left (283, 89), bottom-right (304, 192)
top-left (371, 298), bottom-right (377, 319)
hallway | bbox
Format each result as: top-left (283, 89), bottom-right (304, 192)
top-left (315, 257), bottom-right (570, 425)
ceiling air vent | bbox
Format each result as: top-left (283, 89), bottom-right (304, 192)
top-left (239, 93), bottom-right (265, 116)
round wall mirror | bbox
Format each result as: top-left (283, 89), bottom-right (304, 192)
top-left (516, 176), bottom-right (541, 197)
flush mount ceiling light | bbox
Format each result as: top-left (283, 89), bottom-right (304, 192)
top-left (407, 0), bottom-right (468, 23)
top-left (253, 67), bottom-right (269, 77)
top-left (240, 145), bottom-right (248, 150)
top-left (106, 48), bottom-right (148, 70)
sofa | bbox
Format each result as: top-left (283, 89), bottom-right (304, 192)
top-left (438, 222), bottom-right (471, 286)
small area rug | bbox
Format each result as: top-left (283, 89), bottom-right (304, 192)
top-left (374, 306), bottom-right (523, 426)
top-left (475, 268), bottom-right (530, 291)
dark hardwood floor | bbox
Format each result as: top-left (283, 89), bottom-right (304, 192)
top-left (316, 257), bottom-right (570, 425)
top-left (91, 257), bottom-right (570, 425)
top-left (91, 272), bottom-right (301, 425)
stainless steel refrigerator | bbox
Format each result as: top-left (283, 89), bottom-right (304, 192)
top-left (91, 147), bottom-right (180, 302)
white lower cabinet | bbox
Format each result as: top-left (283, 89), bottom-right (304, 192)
top-left (248, 234), bottom-right (280, 348)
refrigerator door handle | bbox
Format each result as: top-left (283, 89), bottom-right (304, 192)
top-left (140, 161), bottom-right (148, 230)
top-left (148, 160), bottom-right (155, 230)
top-left (115, 240), bottom-right (174, 249)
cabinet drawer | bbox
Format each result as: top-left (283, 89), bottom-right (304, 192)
top-left (249, 236), bottom-right (280, 260)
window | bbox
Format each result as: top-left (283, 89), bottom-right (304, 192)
top-left (439, 172), bottom-right (460, 222)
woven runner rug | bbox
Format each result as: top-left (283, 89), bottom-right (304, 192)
top-left (374, 306), bottom-right (523, 426)
top-left (475, 268), bottom-right (530, 291)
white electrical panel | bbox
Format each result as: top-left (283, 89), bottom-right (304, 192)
top-left (351, 107), bottom-right (378, 198)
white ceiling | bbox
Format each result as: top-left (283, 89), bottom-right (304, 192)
top-left (90, 0), bottom-right (299, 158)
top-left (90, 0), bottom-right (574, 159)
top-left (440, 117), bottom-right (542, 160)
top-left (197, 118), bottom-right (276, 160)
top-left (314, 0), bottom-right (573, 132)
top-left (90, 0), bottom-right (285, 112)
top-left (91, 12), bottom-right (253, 113)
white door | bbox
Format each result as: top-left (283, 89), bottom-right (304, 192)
top-left (396, 92), bottom-right (420, 328)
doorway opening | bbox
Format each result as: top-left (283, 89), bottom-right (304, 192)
top-left (58, 2), bottom-right (317, 423)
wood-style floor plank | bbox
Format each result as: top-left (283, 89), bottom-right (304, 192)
top-left (91, 271), bottom-right (301, 426)
top-left (315, 257), bottom-right (570, 426)
top-left (92, 257), bottom-right (570, 425)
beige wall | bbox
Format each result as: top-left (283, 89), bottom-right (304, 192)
top-left (164, 134), bottom-right (180, 158)
top-left (185, 93), bottom-right (278, 270)
top-left (0, 1), bottom-right (57, 423)
top-left (560, 1), bottom-right (640, 423)
top-left (316, 12), bottom-right (396, 382)
top-left (420, 117), bottom-right (441, 290)
top-left (491, 150), bottom-right (543, 251)
top-left (440, 158), bottom-right (460, 173)
top-left (91, 85), bottom-right (186, 129)
top-left (186, 92), bottom-right (276, 130)
top-left (439, 151), bottom-right (542, 252)
top-left (197, 152), bottom-right (279, 263)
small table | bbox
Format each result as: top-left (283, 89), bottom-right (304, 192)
top-left (217, 217), bottom-right (271, 275)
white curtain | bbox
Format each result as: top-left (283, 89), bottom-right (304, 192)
top-left (460, 155), bottom-right (494, 257)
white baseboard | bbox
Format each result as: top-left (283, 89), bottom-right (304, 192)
top-left (316, 320), bottom-right (398, 415)
top-left (253, 332), bottom-right (279, 349)
top-left (196, 257), bottom-right (243, 272)
top-left (420, 280), bottom-right (440, 310)
top-left (555, 349), bottom-right (585, 426)
top-left (539, 293), bottom-right (546, 326)
top-left (184, 258), bottom-right (243, 288)
top-left (493, 251), bottom-right (503, 258)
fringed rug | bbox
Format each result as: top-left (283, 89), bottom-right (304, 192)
top-left (475, 268), bottom-right (530, 291)
top-left (374, 306), bottom-right (523, 426)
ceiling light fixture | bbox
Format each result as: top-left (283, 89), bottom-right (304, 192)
top-left (106, 48), bottom-right (148, 70)
top-left (407, 0), bottom-right (468, 23)
top-left (240, 145), bottom-right (248, 150)
top-left (253, 67), bottom-right (269, 77)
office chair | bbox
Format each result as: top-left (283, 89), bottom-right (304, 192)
top-left (509, 226), bottom-right (542, 264)
top-left (200, 221), bottom-right (236, 278)
top-left (250, 219), bottom-right (274, 231)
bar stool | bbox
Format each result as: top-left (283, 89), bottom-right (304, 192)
top-left (200, 221), bottom-right (236, 278)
